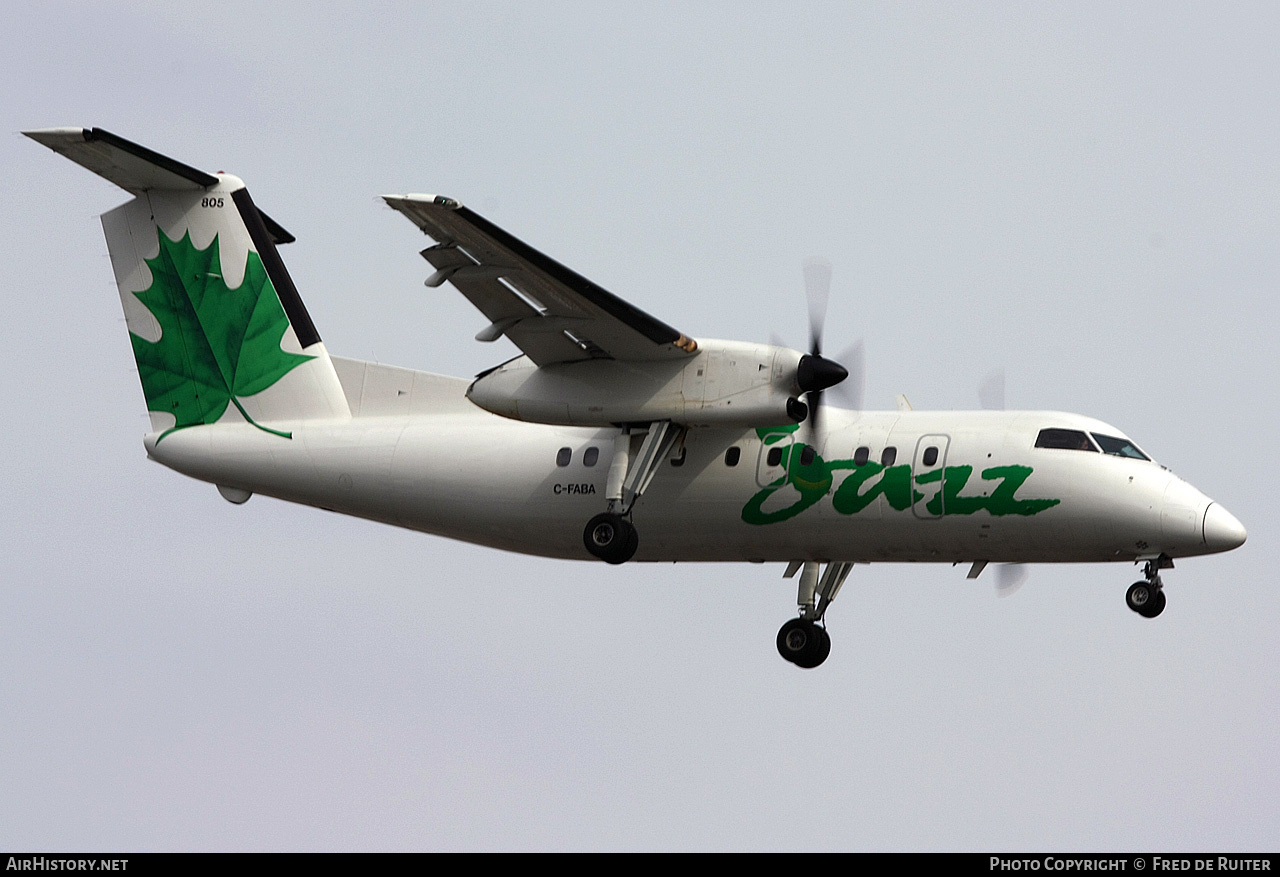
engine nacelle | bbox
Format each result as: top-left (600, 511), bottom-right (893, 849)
top-left (466, 339), bottom-right (806, 427)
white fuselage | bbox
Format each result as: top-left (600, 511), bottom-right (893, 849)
top-left (144, 358), bottom-right (1243, 566)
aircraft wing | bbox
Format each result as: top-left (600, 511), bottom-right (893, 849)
top-left (383, 194), bottom-right (698, 366)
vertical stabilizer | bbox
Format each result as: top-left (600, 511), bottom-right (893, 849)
top-left (26, 127), bottom-right (350, 439)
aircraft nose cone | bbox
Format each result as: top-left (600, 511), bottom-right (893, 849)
top-left (796, 354), bottom-right (849, 393)
top-left (1202, 502), bottom-right (1247, 552)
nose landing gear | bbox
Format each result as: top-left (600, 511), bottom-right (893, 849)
top-left (1126, 554), bottom-right (1171, 618)
top-left (776, 560), bottom-right (855, 668)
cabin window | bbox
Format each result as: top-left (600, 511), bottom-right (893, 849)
top-left (1035, 428), bottom-right (1097, 452)
top-left (583, 446), bottom-right (599, 467)
top-left (724, 447), bottom-right (740, 467)
top-left (881, 447), bottom-right (897, 466)
top-left (556, 447), bottom-right (571, 466)
top-left (854, 446), bottom-right (869, 466)
top-left (922, 446), bottom-right (939, 467)
top-left (800, 446), bottom-right (815, 466)
top-left (767, 447), bottom-right (783, 467)
top-left (1091, 433), bottom-right (1150, 461)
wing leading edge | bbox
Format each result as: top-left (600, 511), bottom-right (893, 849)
top-left (383, 194), bottom-right (698, 366)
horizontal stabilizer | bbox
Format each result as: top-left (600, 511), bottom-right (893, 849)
top-left (25, 127), bottom-right (294, 244)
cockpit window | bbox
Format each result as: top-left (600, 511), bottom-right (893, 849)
top-left (1091, 433), bottom-right (1150, 461)
top-left (1034, 428), bottom-right (1098, 451)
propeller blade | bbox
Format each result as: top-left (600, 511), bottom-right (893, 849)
top-left (789, 258), bottom-right (849, 448)
top-left (828, 340), bottom-right (865, 411)
top-left (802, 256), bottom-right (832, 355)
top-left (978, 368), bottom-right (1006, 411)
top-left (995, 563), bottom-right (1027, 597)
top-left (807, 388), bottom-right (824, 437)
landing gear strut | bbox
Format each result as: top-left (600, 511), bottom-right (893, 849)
top-left (582, 421), bottom-right (683, 565)
top-left (776, 560), bottom-right (855, 668)
top-left (1126, 554), bottom-right (1170, 618)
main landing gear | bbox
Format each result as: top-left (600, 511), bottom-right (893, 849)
top-left (583, 513), bottom-right (638, 565)
top-left (776, 561), bottom-right (855, 668)
top-left (582, 421), bottom-right (683, 565)
top-left (1126, 554), bottom-right (1171, 618)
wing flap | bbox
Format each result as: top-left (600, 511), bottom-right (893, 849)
top-left (417, 241), bottom-right (589, 363)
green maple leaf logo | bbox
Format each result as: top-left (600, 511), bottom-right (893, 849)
top-left (129, 228), bottom-right (314, 441)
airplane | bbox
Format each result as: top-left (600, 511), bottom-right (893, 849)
top-left (27, 127), bottom-right (1247, 669)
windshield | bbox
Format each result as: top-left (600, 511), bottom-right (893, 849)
top-left (1091, 433), bottom-right (1150, 461)
top-left (1035, 428), bottom-right (1097, 451)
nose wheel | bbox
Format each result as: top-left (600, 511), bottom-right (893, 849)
top-left (1126, 555), bottom-right (1169, 618)
top-left (1126, 581), bottom-right (1166, 618)
top-left (775, 560), bottom-right (854, 668)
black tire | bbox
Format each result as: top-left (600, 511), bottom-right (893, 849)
top-left (776, 618), bottom-right (829, 668)
top-left (583, 513), bottom-right (637, 564)
top-left (1138, 588), bottom-right (1167, 619)
top-left (1126, 581), bottom-right (1153, 613)
top-left (777, 618), bottom-right (813, 663)
top-left (624, 523), bottom-right (639, 562)
top-left (806, 626), bottom-right (832, 668)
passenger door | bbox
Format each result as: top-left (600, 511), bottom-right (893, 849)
top-left (756, 430), bottom-right (794, 488)
top-left (912, 435), bottom-right (950, 519)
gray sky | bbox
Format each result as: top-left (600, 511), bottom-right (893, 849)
top-left (2, 1), bottom-right (1276, 851)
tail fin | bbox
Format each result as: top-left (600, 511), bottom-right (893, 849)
top-left (26, 127), bottom-right (350, 439)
